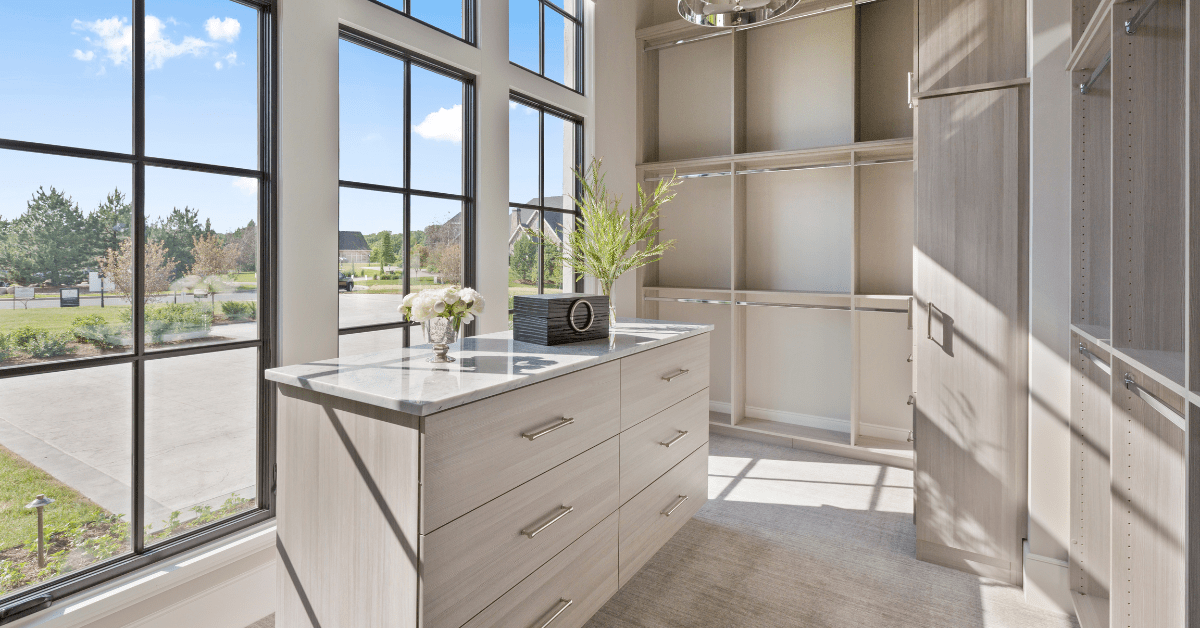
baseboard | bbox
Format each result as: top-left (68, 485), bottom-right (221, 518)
top-left (709, 401), bottom-right (911, 443)
top-left (1023, 541), bottom-right (1075, 617)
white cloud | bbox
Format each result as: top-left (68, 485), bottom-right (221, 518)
top-left (145, 16), bottom-right (211, 70)
top-left (413, 105), bottom-right (463, 143)
top-left (232, 178), bottom-right (257, 196)
top-left (214, 61), bottom-right (224, 70)
top-left (226, 52), bottom-right (238, 64)
top-left (73, 16), bottom-right (132, 65)
top-left (509, 101), bottom-right (517, 110)
top-left (73, 49), bottom-right (95, 62)
top-left (205, 17), bottom-right (241, 43)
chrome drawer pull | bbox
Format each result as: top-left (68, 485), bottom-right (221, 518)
top-left (660, 430), bottom-right (689, 448)
top-left (533, 599), bottom-right (574, 628)
top-left (522, 506), bottom-right (574, 538)
top-left (662, 369), bottom-right (690, 382)
top-left (522, 417), bottom-right (574, 441)
top-left (662, 495), bottom-right (689, 517)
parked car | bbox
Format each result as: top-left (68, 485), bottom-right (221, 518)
top-left (338, 272), bottom-right (354, 292)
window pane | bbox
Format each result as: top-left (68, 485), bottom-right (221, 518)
top-left (144, 0), bottom-right (258, 168)
top-left (508, 208), bottom-right (541, 308)
top-left (338, 188), bottom-right (404, 330)
top-left (145, 348), bottom-right (257, 545)
top-left (0, 151), bottom-right (134, 368)
top-left (0, 1), bottom-right (132, 152)
top-left (0, 364), bottom-right (133, 597)
top-left (544, 113), bottom-right (576, 206)
top-left (144, 167), bottom-right (259, 351)
top-left (410, 0), bottom-right (464, 38)
top-left (410, 67), bottom-right (463, 196)
top-left (411, 197), bottom-right (463, 292)
top-left (544, 6), bottom-right (576, 88)
top-left (510, 0), bottom-right (539, 72)
top-left (544, 211), bottom-right (574, 293)
top-left (510, 102), bottom-right (540, 206)
top-left (340, 39), bottom-right (405, 188)
top-left (340, 327), bottom-right (405, 358)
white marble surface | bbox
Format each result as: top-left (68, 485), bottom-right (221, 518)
top-left (265, 319), bottom-right (713, 416)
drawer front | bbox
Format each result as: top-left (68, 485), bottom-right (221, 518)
top-left (423, 438), bottom-right (620, 628)
top-left (423, 361), bottom-right (621, 533)
top-left (461, 512), bottom-right (618, 628)
top-left (619, 388), bottom-right (709, 504)
top-left (618, 442), bottom-right (708, 588)
top-left (620, 334), bottom-right (710, 430)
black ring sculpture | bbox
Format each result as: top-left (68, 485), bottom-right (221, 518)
top-left (568, 299), bottom-right (596, 333)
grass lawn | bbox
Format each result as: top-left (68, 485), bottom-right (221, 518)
top-left (229, 273), bottom-right (258, 283)
top-left (0, 444), bottom-right (109, 550)
top-left (0, 306), bottom-right (128, 336)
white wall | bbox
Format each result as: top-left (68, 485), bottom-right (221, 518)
top-left (1025, 0), bottom-right (1073, 614)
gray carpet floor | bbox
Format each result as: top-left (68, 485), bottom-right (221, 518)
top-left (250, 434), bottom-right (1077, 628)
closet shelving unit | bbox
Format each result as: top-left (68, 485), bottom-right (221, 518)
top-left (1067, 0), bottom-right (1197, 625)
top-left (634, 0), bottom-right (917, 469)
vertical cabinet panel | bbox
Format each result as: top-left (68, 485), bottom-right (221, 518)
top-left (1110, 359), bottom-right (1185, 628)
top-left (1072, 57), bottom-right (1111, 334)
top-left (657, 37), bottom-right (733, 161)
top-left (917, 0), bottom-right (1026, 92)
top-left (1070, 333), bottom-right (1111, 601)
top-left (914, 87), bottom-right (1026, 584)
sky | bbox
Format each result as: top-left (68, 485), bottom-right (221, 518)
top-left (0, 0), bottom-right (577, 240)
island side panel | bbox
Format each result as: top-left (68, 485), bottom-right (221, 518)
top-left (277, 385), bottom-right (421, 628)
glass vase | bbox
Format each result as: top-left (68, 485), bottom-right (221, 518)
top-left (422, 318), bottom-right (460, 363)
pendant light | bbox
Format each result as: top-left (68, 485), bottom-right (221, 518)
top-left (677, 0), bottom-right (802, 27)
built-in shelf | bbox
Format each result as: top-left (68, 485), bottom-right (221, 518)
top-left (638, 139), bottom-right (914, 181)
top-left (1070, 591), bottom-right (1109, 628)
top-left (1067, 0), bottom-right (1113, 72)
top-left (1071, 323), bottom-right (1111, 348)
top-left (642, 286), bottom-right (732, 295)
top-left (1113, 347), bottom-right (1186, 393)
top-left (709, 412), bottom-right (913, 470)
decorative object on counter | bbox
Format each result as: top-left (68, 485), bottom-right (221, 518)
top-left (513, 293), bottom-right (610, 346)
top-left (523, 157), bottom-right (680, 323)
top-left (400, 286), bottom-right (485, 363)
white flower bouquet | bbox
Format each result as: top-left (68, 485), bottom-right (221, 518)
top-left (400, 286), bottom-right (485, 327)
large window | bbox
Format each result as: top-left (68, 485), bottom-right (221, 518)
top-left (339, 31), bottom-right (475, 355)
top-left (509, 94), bottom-right (583, 317)
top-left (367, 0), bottom-right (474, 43)
top-left (510, 0), bottom-right (583, 92)
top-left (0, 0), bottom-right (273, 609)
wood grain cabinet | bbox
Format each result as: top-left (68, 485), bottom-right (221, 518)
top-left (275, 334), bottom-right (711, 628)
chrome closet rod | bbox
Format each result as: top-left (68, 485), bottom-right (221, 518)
top-left (642, 0), bottom-right (887, 52)
top-left (1078, 343), bottom-right (1111, 375)
top-left (1124, 0), bottom-right (1162, 34)
top-left (736, 301), bottom-right (851, 312)
top-left (642, 157), bottom-right (913, 183)
top-left (1122, 374), bottom-right (1185, 431)
top-left (643, 296), bottom-right (734, 305)
top-left (857, 307), bottom-right (910, 314)
top-left (1080, 51), bottom-right (1111, 94)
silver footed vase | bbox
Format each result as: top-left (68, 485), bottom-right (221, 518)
top-left (423, 318), bottom-right (460, 363)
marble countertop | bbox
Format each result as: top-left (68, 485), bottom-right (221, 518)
top-left (265, 319), bottom-right (713, 416)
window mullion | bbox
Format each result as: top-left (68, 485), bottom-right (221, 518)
top-left (132, 0), bottom-right (147, 557)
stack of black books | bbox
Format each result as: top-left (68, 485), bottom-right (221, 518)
top-left (512, 293), bottom-right (610, 346)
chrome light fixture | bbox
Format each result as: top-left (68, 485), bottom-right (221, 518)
top-left (678, 0), bottom-right (803, 27)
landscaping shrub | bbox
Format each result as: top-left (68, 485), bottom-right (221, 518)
top-left (25, 332), bottom-right (74, 358)
top-left (9, 326), bottom-right (43, 349)
top-left (143, 304), bottom-right (212, 342)
top-left (0, 333), bottom-right (13, 362)
top-left (220, 300), bottom-right (257, 321)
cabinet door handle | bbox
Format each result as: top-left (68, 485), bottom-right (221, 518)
top-left (662, 369), bottom-right (690, 382)
top-left (532, 599), bottom-right (574, 628)
top-left (522, 417), bottom-right (574, 441)
top-left (660, 430), bottom-right (689, 448)
top-left (521, 506), bottom-right (573, 538)
top-left (662, 495), bottom-right (689, 517)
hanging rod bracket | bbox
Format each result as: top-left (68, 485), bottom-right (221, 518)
top-left (1125, 0), bottom-right (1162, 35)
top-left (1080, 51), bottom-right (1112, 94)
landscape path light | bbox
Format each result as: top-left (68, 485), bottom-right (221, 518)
top-left (25, 494), bottom-right (55, 568)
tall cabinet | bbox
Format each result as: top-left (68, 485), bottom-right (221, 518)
top-left (634, 0), bottom-right (918, 471)
top-left (911, 0), bottom-right (1029, 586)
top-left (1066, 0), bottom-right (1198, 626)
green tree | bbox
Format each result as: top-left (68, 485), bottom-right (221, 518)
top-left (375, 231), bottom-right (396, 273)
top-left (88, 189), bottom-right (132, 260)
top-left (545, 241), bottom-right (564, 289)
top-left (147, 207), bottom-right (208, 280)
top-left (0, 187), bottom-right (91, 286)
top-left (510, 235), bottom-right (537, 286)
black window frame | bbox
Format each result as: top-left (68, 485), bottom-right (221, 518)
top-left (0, 0), bottom-right (278, 620)
top-left (511, 0), bottom-right (585, 94)
top-left (337, 27), bottom-right (478, 349)
top-left (364, 0), bottom-right (478, 46)
top-left (508, 92), bottom-right (585, 315)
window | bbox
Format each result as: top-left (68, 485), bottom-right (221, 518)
top-left (367, 0), bottom-right (474, 43)
top-left (510, 0), bottom-right (584, 92)
top-left (339, 31), bottom-right (475, 353)
top-left (0, 0), bottom-right (273, 609)
top-left (509, 94), bottom-right (583, 317)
